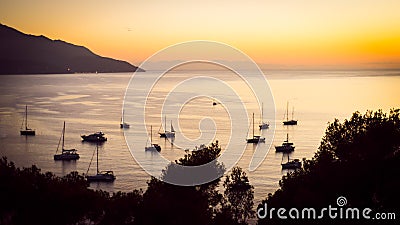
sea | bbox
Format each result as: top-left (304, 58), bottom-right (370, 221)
top-left (0, 69), bottom-right (399, 205)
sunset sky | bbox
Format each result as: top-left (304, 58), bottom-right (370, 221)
top-left (1, 0), bottom-right (400, 69)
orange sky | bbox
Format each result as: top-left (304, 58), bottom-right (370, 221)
top-left (1, 0), bottom-right (400, 69)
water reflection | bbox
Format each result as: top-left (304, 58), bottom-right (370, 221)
top-left (0, 72), bottom-right (399, 204)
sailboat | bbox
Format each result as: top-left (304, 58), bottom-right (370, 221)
top-left (54, 121), bottom-right (80, 160)
top-left (283, 101), bottom-right (297, 125)
top-left (20, 105), bottom-right (35, 135)
top-left (120, 110), bottom-right (130, 128)
top-left (281, 154), bottom-right (301, 170)
top-left (275, 133), bottom-right (295, 152)
top-left (159, 116), bottom-right (175, 138)
top-left (146, 125), bottom-right (161, 152)
top-left (246, 113), bottom-right (265, 143)
top-left (86, 143), bottom-right (116, 182)
top-left (259, 103), bottom-right (270, 129)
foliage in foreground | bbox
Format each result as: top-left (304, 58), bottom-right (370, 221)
top-left (258, 109), bottom-right (400, 224)
top-left (0, 141), bottom-right (254, 225)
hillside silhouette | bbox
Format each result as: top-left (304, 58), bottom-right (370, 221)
top-left (0, 24), bottom-right (143, 74)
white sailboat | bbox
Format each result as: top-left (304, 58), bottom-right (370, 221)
top-left (146, 125), bottom-right (161, 152)
top-left (159, 116), bottom-right (175, 138)
top-left (86, 144), bottom-right (116, 182)
top-left (120, 109), bottom-right (130, 128)
top-left (259, 103), bottom-right (270, 130)
top-left (246, 113), bottom-right (265, 143)
top-left (20, 105), bottom-right (35, 135)
top-left (54, 121), bottom-right (80, 160)
top-left (166, 121), bottom-right (175, 138)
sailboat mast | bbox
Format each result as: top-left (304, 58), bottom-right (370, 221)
top-left (96, 144), bottom-right (99, 174)
top-left (261, 103), bottom-right (263, 122)
top-left (286, 101), bottom-right (289, 121)
top-left (164, 116), bottom-right (167, 132)
top-left (252, 113), bottom-right (255, 138)
top-left (292, 106), bottom-right (294, 120)
top-left (150, 125), bottom-right (153, 144)
top-left (62, 121), bottom-right (65, 150)
top-left (25, 105), bottom-right (28, 130)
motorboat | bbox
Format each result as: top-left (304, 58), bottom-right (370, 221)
top-left (81, 131), bottom-right (107, 142)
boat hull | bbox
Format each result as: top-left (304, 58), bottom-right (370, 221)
top-left (54, 154), bottom-right (80, 160)
top-left (283, 120), bottom-right (298, 125)
top-left (20, 130), bottom-right (35, 135)
top-left (81, 135), bottom-right (107, 142)
top-left (165, 132), bottom-right (175, 138)
top-left (275, 145), bottom-right (295, 152)
top-left (145, 144), bottom-right (161, 152)
top-left (246, 137), bottom-right (266, 143)
top-left (120, 123), bottom-right (130, 129)
top-left (281, 161), bottom-right (302, 170)
top-left (259, 123), bottom-right (269, 129)
top-left (86, 174), bottom-right (115, 182)
top-left (159, 131), bottom-right (175, 138)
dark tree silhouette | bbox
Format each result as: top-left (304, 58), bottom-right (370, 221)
top-left (215, 167), bottom-right (255, 225)
top-left (0, 141), bottom-right (255, 225)
top-left (162, 140), bottom-right (225, 187)
top-left (258, 109), bottom-right (400, 225)
top-left (136, 141), bottom-right (225, 225)
top-left (0, 157), bottom-right (107, 225)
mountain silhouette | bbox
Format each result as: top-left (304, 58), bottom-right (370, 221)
top-left (0, 24), bottom-right (144, 74)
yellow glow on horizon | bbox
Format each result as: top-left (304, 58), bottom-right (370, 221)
top-left (1, 0), bottom-right (400, 69)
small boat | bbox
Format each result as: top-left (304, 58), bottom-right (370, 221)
top-left (146, 125), bottom-right (161, 152)
top-left (81, 131), bottom-right (107, 142)
top-left (165, 122), bottom-right (175, 138)
top-left (159, 116), bottom-right (175, 138)
top-left (246, 113), bottom-right (265, 143)
top-left (259, 122), bottom-right (269, 130)
top-left (86, 144), bottom-right (116, 182)
top-left (259, 103), bottom-right (270, 130)
top-left (120, 122), bottom-right (130, 129)
top-left (281, 154), bottom-right (301, 170)
top-left (120, 109), bottom-right (130, 128)
top-left (54, 121), bottom-right (80, 160)
top-left (87, 171), bottom-right (116, 182)
top-left (283, 101), bottom-right (298, 125)
top-left (275, 133), bottom-right (295, 152)
top-left (20, 105), bottom-right (35, 135)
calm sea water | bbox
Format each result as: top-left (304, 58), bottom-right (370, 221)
top-left (0, 70), bottom-right (399, 204)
